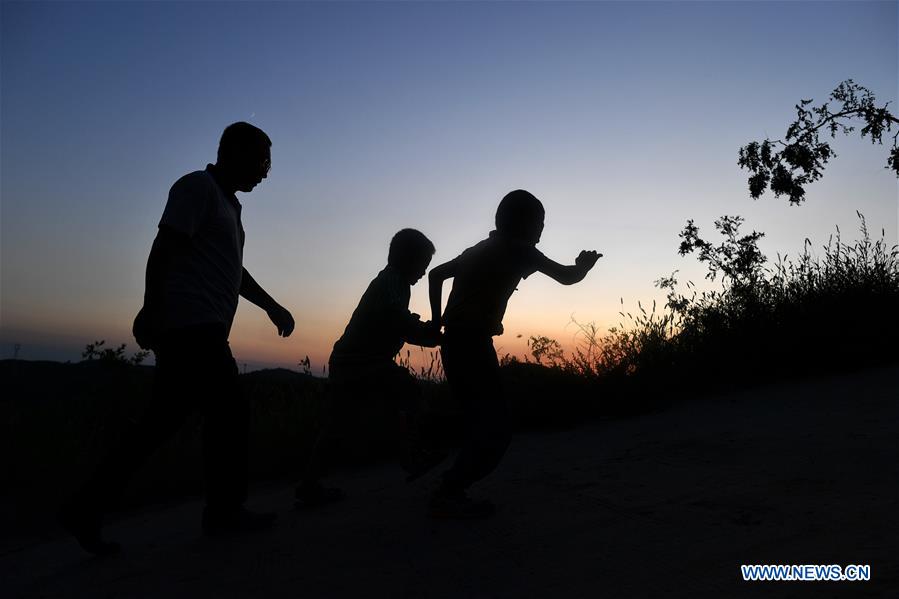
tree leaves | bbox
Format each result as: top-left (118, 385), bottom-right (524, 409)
top-left (738, 79), bottom-right (898, 204)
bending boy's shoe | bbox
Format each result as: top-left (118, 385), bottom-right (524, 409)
top-left (59, 502), bottom-right (121, 557)
top-left (294, 483), bottom-right (346, 509)
top-left (201, 506), bottom-right (276, 536)
top-left (429, 489), bottom-right (496, 519)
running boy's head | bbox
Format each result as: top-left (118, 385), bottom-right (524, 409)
top-left (388, 228), bottom-right (436, 284)
top-left (495, 189), bottom-right (545, 245)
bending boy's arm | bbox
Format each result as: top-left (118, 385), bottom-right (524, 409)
top-left (403, 317), bottom-right (443, 348)
top-left (535, 250), bottom-right (602, 285)
top-left (384, 293), bottom-right (441, 347)
top-left (428, 258), bottom-right (459, 329)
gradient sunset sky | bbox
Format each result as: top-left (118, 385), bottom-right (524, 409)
top-left (1, 1), bottom-right (896, 370)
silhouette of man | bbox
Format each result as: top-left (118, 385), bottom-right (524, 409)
top-left (61, 122), bottom-right (294, 555)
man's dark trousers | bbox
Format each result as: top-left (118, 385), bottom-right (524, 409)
top-left (80, 323), bottom-right (248, 513)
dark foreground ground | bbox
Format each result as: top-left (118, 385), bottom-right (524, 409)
top-left (3, 364), bottom-right (897, 598)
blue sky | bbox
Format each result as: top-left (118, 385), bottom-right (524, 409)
top-left (1, 1), bottom-right (896, 369)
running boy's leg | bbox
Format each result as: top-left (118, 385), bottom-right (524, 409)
top-left (437, 335), bottom-right (511, 495)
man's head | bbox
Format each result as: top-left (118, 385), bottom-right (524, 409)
top-left (216, 122), bottom-right (272, 193)
top-left (388, 228), bottom-right (436, 284)
top-left (496, 189), bottom-right (545, 245)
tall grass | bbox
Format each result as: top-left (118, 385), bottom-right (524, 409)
top-left (544, 213), bottom-right (898, 389)
top-left (396, 346), bottom-right (444, 382)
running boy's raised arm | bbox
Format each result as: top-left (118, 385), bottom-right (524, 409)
top-left (535, 250), bottom-right (602, 285)
top-left (428, 258), bottom-right (459, 329)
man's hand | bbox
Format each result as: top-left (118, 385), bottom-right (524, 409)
top-left (576, 250), bottom-right (602, 272)
top-left (267, 304), bottom-right (295, 337)
top-left (133, 305), bottom-right (162, 351)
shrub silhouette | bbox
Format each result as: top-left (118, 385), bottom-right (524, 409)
top-left (82, 339), bottom-right (149, 366)
top-left (549, 213), bottom-right (898, 390)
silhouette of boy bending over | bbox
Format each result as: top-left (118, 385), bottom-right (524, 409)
top-left (295, 229), bottom-right (445, 507)
top-left (428, 189), bottom-right (600, 518)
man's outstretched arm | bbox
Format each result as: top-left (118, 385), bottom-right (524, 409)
top-left (535, 250), bottom-right (602, 285)
top-left (240, 267), bottom-right (295, 337)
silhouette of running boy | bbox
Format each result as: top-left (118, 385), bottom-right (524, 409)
top-left (295, 229), bottom-right (445, 507)
top-left (428, 190), bottom-right (600, 518)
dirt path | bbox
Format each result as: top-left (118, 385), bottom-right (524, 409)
top-left (4, 365), bottom-right (897, 598)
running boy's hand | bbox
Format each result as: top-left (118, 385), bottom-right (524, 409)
top-left (576, 250), bottom-right (602, 272)
top-left (536, 250), bottom-right (602, 285)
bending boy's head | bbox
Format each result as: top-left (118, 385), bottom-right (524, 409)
top-left (388, 228), bottom-right (436, 284)
top-left (496, 189), bottom-right (545, 245)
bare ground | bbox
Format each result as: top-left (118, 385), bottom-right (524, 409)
top-left (3, 364), bottom-right (897, 598)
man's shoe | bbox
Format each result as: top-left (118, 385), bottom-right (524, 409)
top-left (59, 502), bottom-right (121, 556)
top-left (429, 490), bottom-right (496, 519)
top-left (201, 507), bottom-right (276, 536)
top-left (294, 483), bottom-right (346, 509)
